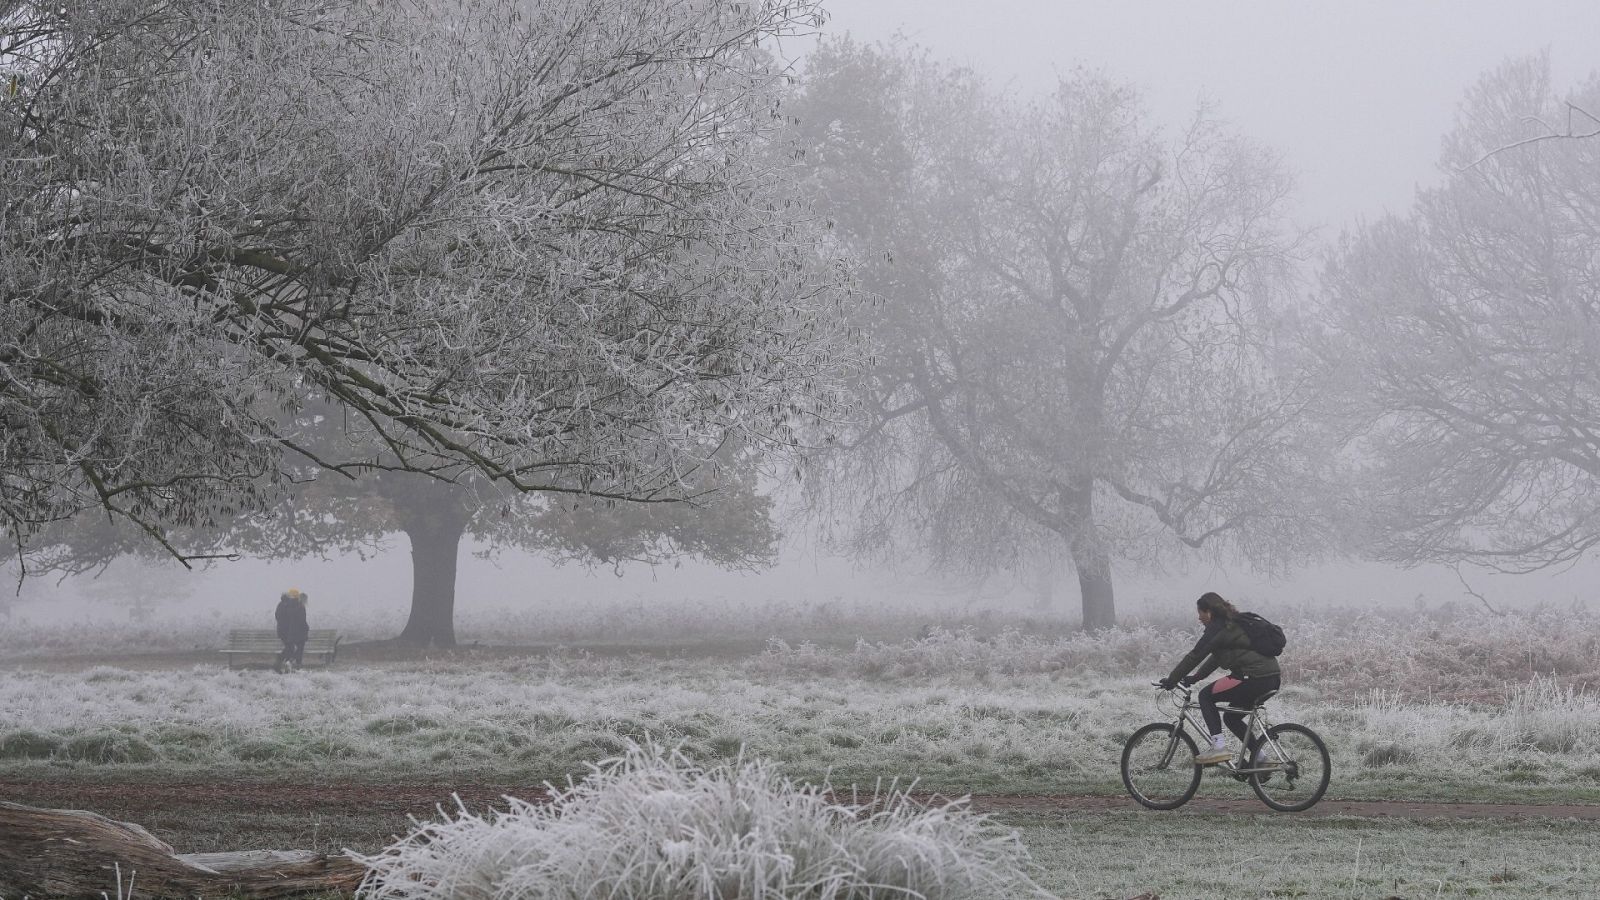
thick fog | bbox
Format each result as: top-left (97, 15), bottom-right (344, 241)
top-left (817, 0), bottom-right (1600, 229)
top-left (5, 0), bottom-right (1600, 640)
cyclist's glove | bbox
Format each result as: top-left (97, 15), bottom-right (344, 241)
top-left (1180, 675), bottom-right (1201, 687)
top-left (1156, 677), bottom-right (1177, 690)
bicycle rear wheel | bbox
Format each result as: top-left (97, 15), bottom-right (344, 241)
top-left (1250, 722), bottom-right (1331, 812)
top-left (1121, 723), bottom-right (1202, 810)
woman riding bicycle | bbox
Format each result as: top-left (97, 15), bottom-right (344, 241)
top-left (1158, 592), bottom-right (1281, 766)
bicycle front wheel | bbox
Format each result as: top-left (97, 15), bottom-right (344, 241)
top-left (1250, 722), bottom-right (1331, 812)
top-left (1121, 722), bottom-right (1202, 810)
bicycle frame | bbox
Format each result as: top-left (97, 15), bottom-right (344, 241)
top-left (1124, 680), bottom-right (1329, 812)
top-left (1157, 685), bottom-right (1292, 774)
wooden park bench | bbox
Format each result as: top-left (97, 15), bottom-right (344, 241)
top-left (220, 629), bottom-right (342, 669)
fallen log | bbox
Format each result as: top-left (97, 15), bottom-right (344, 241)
top-left (0, 800), bottom-right (366, 898)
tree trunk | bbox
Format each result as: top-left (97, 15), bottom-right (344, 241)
top-left (1064, 485), bottom-right (1116, 630)
top-left (397, 517), bottom-right (463, 648)
top-left (1072, 543), bottom-right (1116, 630)
top-left (0, 801), bottom-right (365, 899)
top-left (392, 484), bottom-right (472, 648)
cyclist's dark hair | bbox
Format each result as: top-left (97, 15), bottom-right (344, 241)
top-left (1196, 591), bottom-right (1238, 620)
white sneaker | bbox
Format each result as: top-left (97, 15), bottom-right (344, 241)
top-left (1196, 739), bottom-right (1231, 765)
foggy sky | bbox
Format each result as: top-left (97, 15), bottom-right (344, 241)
top-left (808, 0), bottom-right (1600, 235)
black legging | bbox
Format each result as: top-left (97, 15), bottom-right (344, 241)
top-left (1199, 675), bottom-right (1281, 746)
top-left (278, 639), bottom-right (305, 669)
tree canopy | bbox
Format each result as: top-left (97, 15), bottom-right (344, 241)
top-left (1, 0), bottom-right (849, 562)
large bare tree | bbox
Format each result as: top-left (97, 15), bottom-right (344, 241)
top-left (1, 0), bottom-right (848, 562)
top-left (792, 41), bottom-right (1327, 628)
top-left (1319, 55), bottom-right (1600, 572)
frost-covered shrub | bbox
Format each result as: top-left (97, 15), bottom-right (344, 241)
top-left (1359, 742), bottom-right (1418, 768)
top-left (1281, 607), bottom-right (1600, 696)
top-left (84, 667), bottom-right (138, 683)
top-left (752, 609), bottom-right (1600, 699)
top-left (60, 731), bottom-right (158, 764)
top-left (1501, 677), bottom-right (1600, 754)
top-left (364, 715), bottom-right (444, 736)
top-left (356, 744), bottom-right (1053, 900)
top-left (0, 730), bottom-right (61, 759)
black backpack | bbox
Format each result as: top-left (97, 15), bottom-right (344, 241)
top-left (1235, 612), bottom-right (1286, 657)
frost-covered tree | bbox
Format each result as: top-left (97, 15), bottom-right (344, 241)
top-left (1, 0), bottom-right (847, 561)
top-left (1319, 55), bottom-right (1600, 572)
top-left (792, 42), bottom-right (1326, 628)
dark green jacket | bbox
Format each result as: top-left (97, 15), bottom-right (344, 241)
top-left (1167, 617), bottom-right (1280, 682)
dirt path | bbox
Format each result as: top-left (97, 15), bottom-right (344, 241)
top-left (973, 793), bottom-right (1600, 819)
top-left (5, 778), bottom-right (1598, 821)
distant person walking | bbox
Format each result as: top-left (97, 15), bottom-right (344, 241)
top-left (275, 588), bottom-right (309, 673)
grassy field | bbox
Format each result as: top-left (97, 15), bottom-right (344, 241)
top-left (1018, 809), bottom-right (1600, 899)
top-left (6, 637), bottom-right (1600, 801)
top-left (5, 606), bottom-right (1600, 898)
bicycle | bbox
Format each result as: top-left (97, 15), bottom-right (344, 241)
top-left (1120, 682), bottom-right (1331, 812)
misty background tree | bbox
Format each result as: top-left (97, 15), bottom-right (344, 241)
top-left (789, 42), bottom-right (1330, 629)
top-left (2, 0), bottom-right (850, 569)
top-left (1319, 55), bottom-right (1600, 574)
